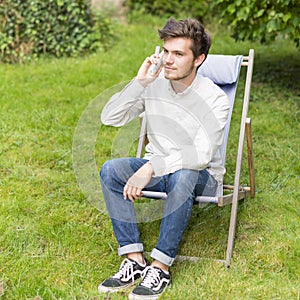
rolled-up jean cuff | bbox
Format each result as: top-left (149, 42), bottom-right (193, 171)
top-left (150, 248), bottom-right (175, 266)
top-left (118, 243), bottom-right (144, 256)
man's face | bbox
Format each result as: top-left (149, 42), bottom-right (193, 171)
top-left (162, 37), bottom-right (203, 84)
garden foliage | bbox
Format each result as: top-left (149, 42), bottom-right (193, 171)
top-left (126, 0), bottom-right (213, 22)
top-left (127, 0), bottom-right (300, 48)
top-left (0, 0), bottom-right (115, 63)
top-left (214, 0), bottom-right (300, 47)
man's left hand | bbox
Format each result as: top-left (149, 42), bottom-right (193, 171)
top-left (123, 162), bottom-right (154, 202)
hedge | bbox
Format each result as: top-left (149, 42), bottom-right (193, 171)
top-left (0, 0), bottom-right (116, 63)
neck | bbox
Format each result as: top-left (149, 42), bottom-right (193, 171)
top-left (171, 73), bottom-right (196, 93)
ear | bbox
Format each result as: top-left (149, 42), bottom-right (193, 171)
top-left (194, 54), bottom-right (206, 68)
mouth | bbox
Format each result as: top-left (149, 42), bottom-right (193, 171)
top-left (165, 66), bottom-right (175, 71)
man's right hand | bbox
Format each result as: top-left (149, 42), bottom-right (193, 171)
top-left (136, 53), bottom-right (163, 87)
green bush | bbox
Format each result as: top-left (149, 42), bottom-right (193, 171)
top-left (0, 0), bottom-right (116, 63)
top-left (126, 0), bottom-right (213, 23)
top-left (214, 0), bottom-right (300, 47)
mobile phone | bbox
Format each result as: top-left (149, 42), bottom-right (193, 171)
top-left (149, 46), bottom-right (163, 75)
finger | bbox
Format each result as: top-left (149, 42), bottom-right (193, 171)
top-left (123, 184), bottom-right (128, 200)
top-left (149, 55), bottom-right (156, 64)
top-left (149, 55), bottom-right (160, 66)
top-left (132, 186), bottom-right (142, 200)
top-left (136, 187), bottom-right (142, 199)
top-left (154, 64), bottom-right (163, 77)
top-left (144, 56), bottom-right (153, 67)
top-left (124, 184), bottom-right (133, 202)
top-left (126, 185), bottom-right (135, 202)
top-left (130, 186), bottom-right (137, 200)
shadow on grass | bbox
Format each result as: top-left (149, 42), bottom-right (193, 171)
top-left (138, 201), bottom-right (248, 261)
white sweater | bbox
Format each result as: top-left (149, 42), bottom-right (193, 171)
top-left (101, 75), bottom-right (230, 183)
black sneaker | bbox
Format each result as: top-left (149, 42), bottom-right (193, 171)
top-left (98, 258), bottom-right (148, 293)
top-left (128, 266), bottom-right (171, 299)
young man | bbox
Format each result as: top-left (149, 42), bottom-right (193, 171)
top-left (98, 18), bottom-right (229, 299)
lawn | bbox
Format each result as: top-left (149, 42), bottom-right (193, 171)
top-left (0, 16), bottom-right (299, 299)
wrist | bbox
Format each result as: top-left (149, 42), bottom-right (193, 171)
top-left (136, 78), bottom-right (150, 88)
top-left (146, 161), bottom-right (154, 176)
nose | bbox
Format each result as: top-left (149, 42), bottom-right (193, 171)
top-left (164, 53), bottom-right (173, 64)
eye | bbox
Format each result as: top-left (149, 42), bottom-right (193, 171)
top-left (175, 52), bottom-right (183, 56)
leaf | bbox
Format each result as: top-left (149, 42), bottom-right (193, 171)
top-left (282, 12), bottom-right (291, 23)
top-left (254, 9), bottom-right (265, 18)
top-left (266, 19), bottom-right (278, 33)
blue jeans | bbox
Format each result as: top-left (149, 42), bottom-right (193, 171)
top-left (100, 157), bottom-right (217, 266)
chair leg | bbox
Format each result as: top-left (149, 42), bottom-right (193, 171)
top-left (246, 118), bottom-right (255, 198)
top-left (225, 192), bottom-right (238, 267)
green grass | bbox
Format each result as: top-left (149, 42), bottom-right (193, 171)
top-left (0, 16), bottom-right (299, 299)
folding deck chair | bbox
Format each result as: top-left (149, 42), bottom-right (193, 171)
top-left (136, 49), bottom-right (255, 267)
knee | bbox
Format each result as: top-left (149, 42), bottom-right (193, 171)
top-left (100, 160), bottom-right (115, 184)
top-left (100, 158), bottom-right (130, 186)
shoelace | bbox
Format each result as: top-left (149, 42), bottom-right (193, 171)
top-left (112, 258), bottom-right (134, 281)
top-left (140, 266), bottom-right (161, 288)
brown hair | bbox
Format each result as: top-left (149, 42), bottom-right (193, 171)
top-left (158, 17), bottom-right (211, 60)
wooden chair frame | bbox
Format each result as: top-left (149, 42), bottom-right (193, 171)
top-left (136, 49), bottom-right (255, 267)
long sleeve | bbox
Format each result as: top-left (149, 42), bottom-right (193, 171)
top-left (101, 79), bottom-right (146, 127)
